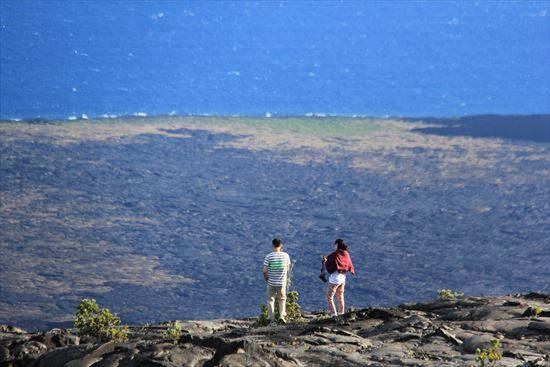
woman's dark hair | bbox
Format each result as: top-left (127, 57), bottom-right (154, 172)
top-left (272, 238), bottom-right (282, 247)
top-left (335, 239), bottom-right (348, 251)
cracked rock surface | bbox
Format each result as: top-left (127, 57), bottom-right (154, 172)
top-left (1, 293), bottom-right (549, 366)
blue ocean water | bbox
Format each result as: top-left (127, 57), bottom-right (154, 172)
top-left (0, 1), bottom-right (549, 119)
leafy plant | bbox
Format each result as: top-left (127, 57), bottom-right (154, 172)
top-left (475, 339), bottom-right (502, 367)
top-left (164, 321), bottom-right (182, 343)
top-left (254, 291), bottom-right (304, 327)
top-left (74, 298), bottom-right (128, 342)
top-left (524, 305), bottom-right (544, 318)
top-left (254, 304), bottom-right (270, 327)
top-left (109, 325), bottom-right (129, 342)
top-left (285, 291), bottom-right (304, 323)
top-left (438, 289), bottom-right (464, 300)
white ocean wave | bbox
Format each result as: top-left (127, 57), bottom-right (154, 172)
top-left (73, 50), bottom-right (89, 57)
top-left (527, 10), bottom-right (546, 17)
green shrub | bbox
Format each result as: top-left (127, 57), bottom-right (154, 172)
top-left (164, 321), bottom-right (182, 343)
top-left (475, 339), bottom-right (502, 367)
top-left (75, 298), bottom-right (128, 342)
top-left (285, 291), bottom-right (304, 323)
top-left (254, 304), bottom-right (270, 327)
top-left (438, 289), bottom-right (464, 300)
top-left (109, 325), bottom-right (129, 342)
top-left (254, 291), bottom-right (304, 327)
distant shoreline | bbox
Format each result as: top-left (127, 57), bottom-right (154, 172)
top-left (2, 113), bottom-right (548, 143)
top-left (1, 112), bottom-right (549, 123)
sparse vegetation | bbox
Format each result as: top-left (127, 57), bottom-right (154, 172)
top-left (438, 289), bottom-right (464, 300)
top-left (164, 321), bottom-right (182, 343)
top-left (109, 325), bottom-right (129, 342)
top-left (524, 305), bottom-right (544, 318)
top-left (254, 290), bottom-right (304, 327)
top-left (475, 339), bottom-right (502, 367)
top-left (74, 298), bottom-right (128, 342)
top-left (254, 304), bottom-right (270, 327)
top-left (285, 291), bottom-right (304, 323)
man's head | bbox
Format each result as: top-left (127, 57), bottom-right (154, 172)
top-left (272, 238), bottom-right (283, 250)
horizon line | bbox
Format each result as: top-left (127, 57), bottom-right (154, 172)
top-left (1, 112), bottom-right (549, 123)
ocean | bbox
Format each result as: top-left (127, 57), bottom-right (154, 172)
top-left (1, 1), bottom-right (549, 120)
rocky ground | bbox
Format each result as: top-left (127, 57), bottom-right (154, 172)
top-left (1, 293), bottom-right (549, 366)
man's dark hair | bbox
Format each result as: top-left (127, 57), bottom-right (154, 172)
top-left (272, 238), bottom-right (282, 247)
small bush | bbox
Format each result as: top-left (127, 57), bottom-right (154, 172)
top-left (254, 304), bottom-right (270, 327)
top-left (254, 291), bottom-right (304, 327)
top-left (438, 289), bottom-right (464, 300)
top-left (475, 339), bottom-right (502, 367)
top-left (285, 291), bottom-right (304, 323)
top-left (110, 325), bottom-right (129, 342)
top-left (75, 298), bottom-right (128, 342)
top-left (164, 321), bottom-right (182, 343)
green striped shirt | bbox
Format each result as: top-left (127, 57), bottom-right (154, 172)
top-left (263, 251), bottom-right (291, 287)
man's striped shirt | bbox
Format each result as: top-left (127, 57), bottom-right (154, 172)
top-left (263, 251), bottom-right (291, 287)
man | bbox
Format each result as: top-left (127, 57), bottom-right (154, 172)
top-left (263, 238), bottom-right (291, 324)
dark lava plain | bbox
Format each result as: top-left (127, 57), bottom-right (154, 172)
top-left (0, 116), bottom-right (549, 331)
top-left (408, 114), bottom-right (550, 143)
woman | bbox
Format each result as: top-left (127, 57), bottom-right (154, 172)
top-left (322, 239), bottom-right (355, 317)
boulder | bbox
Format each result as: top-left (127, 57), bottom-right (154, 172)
top-left (462, 335), bottom-right (495, 354)
top-left (64, 355), bottom-right (103, 367)
top-left (0, 325), bottom-right (26, 334)
top-left (368, 345), bottom-right (409, 363)
top-left (87, 352), bottom-right (127, 367)
top-left (12, 340), bottom-right (48, 360)
top-left (0, 345), bottom-right (10, 362)
top-left (172, 344), bottom-right (215, 367)
top-left (528, 320), bottom-right (550, 335)
top-left (218, 352), bottom-right (272, 367)
top-left (35, 344), bottom-right (92, 367)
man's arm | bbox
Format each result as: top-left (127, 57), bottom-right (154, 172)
top-left (263, 265), bottom-right (269, 281)
top-left (263, 255), bottom-right (269, 282)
